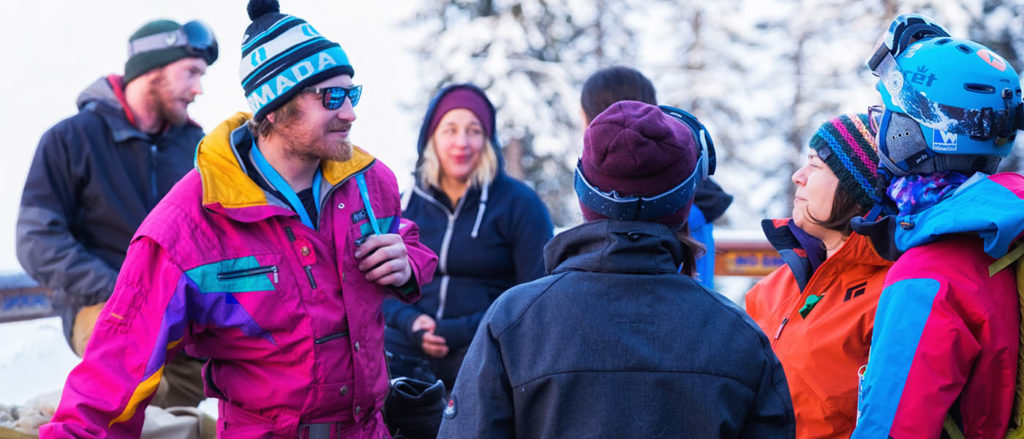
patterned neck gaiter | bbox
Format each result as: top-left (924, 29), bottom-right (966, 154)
top-left (887, 171), bottom-right (970, 216)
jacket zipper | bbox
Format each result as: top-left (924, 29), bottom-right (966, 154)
top-left (773, 318), bottom-right (789, 345)
top-left (412, 186), bottom-right (466, 320)
top-left (218, 265), bottom-right (279, 284)
top-left (149, 144), bottom-right (158, 208)
top-left (314, 330), bottom-right (349, 344)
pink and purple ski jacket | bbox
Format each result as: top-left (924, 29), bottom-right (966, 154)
top-left (41, 112), bottom-right (438, 438)
top-left (852, 172), bottom-right (1024, 438)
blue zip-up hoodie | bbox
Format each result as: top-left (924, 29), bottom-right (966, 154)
top-left (382, 84), bottom-right (553, 355)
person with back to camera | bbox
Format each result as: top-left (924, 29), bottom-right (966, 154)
top-left (580, 66), bottom-right (733, 289)
top-left (851, 14), bottom-right (1024, 438)
top-left (39, 0), bottom-right (438, 437)
top-left (16, 17), bottom-right (218, 408)
top-left (437, 100), bottom-right (795, 438)
top-left (744, 113), bottom-right (893, 438)
top-left (382, 84), bottom-right (554, 389)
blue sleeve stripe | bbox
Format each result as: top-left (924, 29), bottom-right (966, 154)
top-left (854, 278), bottom-right (941, 437)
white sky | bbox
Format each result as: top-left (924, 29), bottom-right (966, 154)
top-left (0, 1), bottom-right (423, 271)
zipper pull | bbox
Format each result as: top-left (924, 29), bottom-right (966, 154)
top-left (272, 266), bottom-right (279, 284)
top-left (774, 318), bottom-right (789, 341)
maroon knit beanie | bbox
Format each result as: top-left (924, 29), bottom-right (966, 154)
top-left (580, 101), bottom-right (699, 226)
top-left (427, 87), bottom-right (494, 140)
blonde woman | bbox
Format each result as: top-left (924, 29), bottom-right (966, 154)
top-left (382, 84), bottom-right (553, 388)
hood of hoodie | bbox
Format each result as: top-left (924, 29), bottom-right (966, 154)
top-left (75, 75), bottom-right (201, 143)
top-left (414, 84), bottom-right (504, 187)
top-left (893, 172), bottom-right (1024, 259)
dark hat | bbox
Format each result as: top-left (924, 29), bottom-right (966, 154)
top-left (427, 86), bottom-right (494, 140)
top-left (240, 0), bottom-right (355, 121)
top-left (809, 113), bottom-right (882, 208)
top-left (125, 20), bottom-right (188, 84)
top-left (580, 101), bottom-right (699, 226)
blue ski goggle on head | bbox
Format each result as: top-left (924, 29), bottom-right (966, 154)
top-left (127, 20), bottom-right (218, 65)
top-left (574, 105), bottom-right (715, 222)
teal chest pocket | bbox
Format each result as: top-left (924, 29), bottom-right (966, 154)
top-left (186, 256), bottom-right (279, 294)
top-left (354, 216), bottom-right (396, 246)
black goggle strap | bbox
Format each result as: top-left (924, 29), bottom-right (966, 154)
top-left (574, 155), bottom-right (703, 222)
top-left (874, 52), bottom-right (1023, 139)
top-left (659, 105), bottom-right (716, 176)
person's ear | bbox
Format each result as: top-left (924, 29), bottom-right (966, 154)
top-left (579, 107), bottom-right (590, 127)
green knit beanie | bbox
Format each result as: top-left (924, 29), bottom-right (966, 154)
top-left (124, 19), bottom-right (191, 84)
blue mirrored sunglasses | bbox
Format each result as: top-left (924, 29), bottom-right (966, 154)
top-left (304, 85), bottom-right (362, 110)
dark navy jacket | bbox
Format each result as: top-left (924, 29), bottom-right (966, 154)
top-left (438, 220), bottom-right (795, 438)
top-left (16, 75), bottom-right (200, 347)
top-left (381, 84), bottom-right (553, 352)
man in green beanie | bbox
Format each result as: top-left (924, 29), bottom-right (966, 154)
top-left (16, 18), bottom-right (218, 408)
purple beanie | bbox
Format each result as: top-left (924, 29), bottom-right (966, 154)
top-left (427, 87), bottom-right (494, 140)
top-left (580, 101), bottom-right (699, 226)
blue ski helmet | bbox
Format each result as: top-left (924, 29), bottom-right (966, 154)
top-left (867, 16), bottom-right (1024, 176)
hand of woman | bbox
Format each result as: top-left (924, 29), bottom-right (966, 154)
top-left (412, 314), bottom-right (449, 358)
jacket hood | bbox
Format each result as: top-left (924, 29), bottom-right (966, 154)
top-left (195, 112), bottom-right (375, 212)
top-left (893, 172), bottom-right (1024, 259)
top-left (77, 76), bottom-right (125, 112)
top-left (76, 75), bottom-right (200, 142)
top-left (415, 84), bottom-right (504, 174)
top-left (75, 75), bottom-right (148, 143)
top-left (544, 220), bottom-right (684, 275)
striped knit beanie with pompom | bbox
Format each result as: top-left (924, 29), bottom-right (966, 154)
top-left (240, 0), bottom-right (355, 121)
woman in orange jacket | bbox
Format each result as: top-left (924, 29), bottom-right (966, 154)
top-left (745, 113), bottom-right (891, 439)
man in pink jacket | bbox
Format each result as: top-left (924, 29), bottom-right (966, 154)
top-left (41, 1), bottom-right (438, 437)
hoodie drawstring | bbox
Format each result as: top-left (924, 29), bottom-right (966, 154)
top-left (471, 183), bottom-right (489, 238)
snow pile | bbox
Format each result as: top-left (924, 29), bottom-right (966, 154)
top-left (0, 390), bottom-right (59, 435)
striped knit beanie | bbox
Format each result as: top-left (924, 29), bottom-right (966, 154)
top-left (809, 113), bottom-right (882, 209)
top-left (240, 0), bottom-right (355, 121)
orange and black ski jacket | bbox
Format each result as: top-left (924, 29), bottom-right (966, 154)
top-left (746, 218), bottom-right (891, 439)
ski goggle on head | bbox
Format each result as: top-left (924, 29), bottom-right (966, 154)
top-left (573, 105), bottom-right (715, 222)
top-left (127, 20), bottom-right (218, 65)
top-left (303, 85), bottom-right (363, 109)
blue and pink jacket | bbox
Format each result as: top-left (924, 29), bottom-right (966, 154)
top-left (41, 113), bottom-right (438, 438)
top-left (852, 172), bottom-right (1024, 438)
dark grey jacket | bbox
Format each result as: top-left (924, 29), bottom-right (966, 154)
top-left (437, 220), bottom-right (795, 438)
top-left (16, 75), bottom-right (200, 347)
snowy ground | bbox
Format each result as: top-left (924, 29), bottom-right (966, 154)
top-left (0, 318), bottom-right (78, 406)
